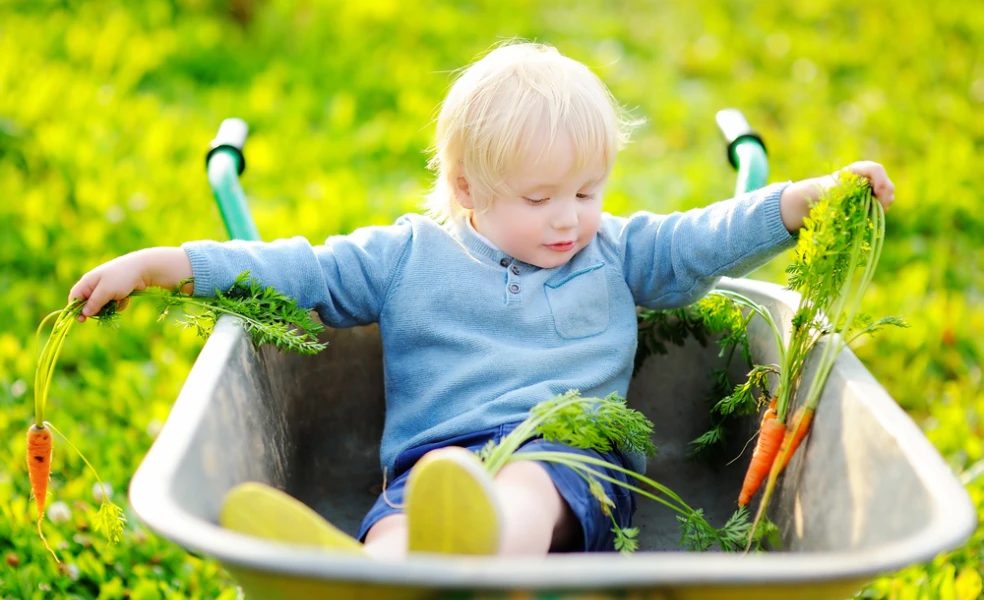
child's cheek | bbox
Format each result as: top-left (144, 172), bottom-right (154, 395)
top-left (505, 223), bottom-right (536, 248)
top-left (504, 209), bottom-right (540, 244)
top-left (581, 210), bottom-right (602, 241)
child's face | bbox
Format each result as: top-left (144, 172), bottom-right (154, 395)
top-left (469, 133), bottom-right (607, 269)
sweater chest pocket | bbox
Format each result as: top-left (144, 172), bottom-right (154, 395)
top-left (544, 262), bottom-right (610, 339)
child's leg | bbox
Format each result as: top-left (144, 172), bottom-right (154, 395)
top-left (514, 440), bottom-right (636, 553)
top-left (363, 514), bottom-right (407, 559)
top-left (363, 456), bottom-right (579, 557)
top-left (493, 460), bottom-right (580, 554)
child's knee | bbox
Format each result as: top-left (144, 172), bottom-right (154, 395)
top-left (494, 460), bottom-right (557, 497)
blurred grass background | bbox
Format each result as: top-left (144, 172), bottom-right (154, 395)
top-left (1, 0), bottom-right (982, 598)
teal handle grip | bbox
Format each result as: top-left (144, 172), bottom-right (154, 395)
top-left (206, 118), bottom-right (261, 242)
top-left (715, 109), bottom-right (769, 195)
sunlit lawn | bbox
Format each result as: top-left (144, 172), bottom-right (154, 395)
top-left (1, 2), bottom-right (981, 598)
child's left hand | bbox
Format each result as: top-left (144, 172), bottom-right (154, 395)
top-left (779, 161), bottom-right (896, 233)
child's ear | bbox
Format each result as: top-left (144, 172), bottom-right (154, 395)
top-left (453, 169), bottom-right (475, 210)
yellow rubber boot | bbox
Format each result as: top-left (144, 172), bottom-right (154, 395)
top-left (405, 447), bottom-right (501, 555)
top-left (220, 481), bottom-right (365, 553)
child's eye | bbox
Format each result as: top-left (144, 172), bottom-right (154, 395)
top-left (576, 193), bottom-right (595, 200)
top-left (523, 197), bottom-right (549, 206)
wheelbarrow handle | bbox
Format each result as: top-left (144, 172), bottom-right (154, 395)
top-left (205, 118), bottom-right (262, 242)
top-left (715, 108), bottom-right (769, 196)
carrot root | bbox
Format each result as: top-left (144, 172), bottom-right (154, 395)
top-left (27, 423), bottom-right (53, 518)
top-left (36, 517), bottom-right (59, 562)
top-left (738, 408), bottom-right (786, 507)
top-left (28, 423), bottom-right (59, 561)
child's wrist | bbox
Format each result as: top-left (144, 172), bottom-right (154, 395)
top-left (140, 247), bottom-right (194, 293)
top-left (779, 177), bottom-right (826, 233)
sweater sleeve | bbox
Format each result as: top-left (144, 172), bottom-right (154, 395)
top-left (181, 217), bottom-right (414, 327)
top-left (601, 182), bottom-right (796, 309)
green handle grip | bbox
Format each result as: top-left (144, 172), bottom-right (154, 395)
top-left (206, 118), bottom-right (261, 242)
top-left (715, 108), bottom-right (769, 195)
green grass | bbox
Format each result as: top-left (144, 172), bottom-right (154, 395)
top-left (1, 1), bottom-right (982, 598)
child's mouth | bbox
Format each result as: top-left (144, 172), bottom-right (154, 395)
top-left (545, 241), bottom-right (575, 252)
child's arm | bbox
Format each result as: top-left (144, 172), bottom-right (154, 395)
top-left (181, 224), bottom-right (412, 327)
top-left (607, 162), bottom-right (895, 310)
top-left (69, 247), bottom-right (193, 322)
top-left (70, 220), bottom-right (414, 327)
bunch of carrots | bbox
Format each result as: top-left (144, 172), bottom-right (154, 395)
top-left (27, 273), bottom-right (325, 560)
top-left (637, 175), bottom-right (903, 547)
top-left (726, 174), bottom-right (904, 546)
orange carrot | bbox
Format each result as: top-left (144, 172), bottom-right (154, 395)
top-left (27, 423), bottom-right (59, 561)
top-left (738, 406), bottom-right (785, 507)
top-left (764, 396), bottom-right (777, 416)
top-left (27, 423), bottom-right (53, 518)
top-left (777, 406), bottom-right (815, 473)
top-left (754, 397), bottom-right (777, 431)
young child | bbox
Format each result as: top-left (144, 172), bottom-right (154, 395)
top-left (70, 41), bottom-right (895, 559)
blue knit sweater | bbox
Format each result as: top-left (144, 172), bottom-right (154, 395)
top-left (183, 182), bottom-right (795, 473)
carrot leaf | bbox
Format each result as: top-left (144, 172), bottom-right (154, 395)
top-left (94, 501), bottom-right (126, 545)
top-left (530, 390), bottom-right (658, 458)
top-left (613, 525), bottom-right (640, 554)
top-left (96, 271), bottom-right (327, 355)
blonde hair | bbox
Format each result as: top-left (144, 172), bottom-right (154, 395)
top-left (424, 41), bottom-right (639, 223)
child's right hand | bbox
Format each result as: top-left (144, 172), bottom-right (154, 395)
top-left (69, 247), bottom-right (193, 322)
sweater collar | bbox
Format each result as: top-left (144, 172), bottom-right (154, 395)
top-left (465, 215), bottom-right (501, 251)
top-left (449, 216), bottom-right (540, 271)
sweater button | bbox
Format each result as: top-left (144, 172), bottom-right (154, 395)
top-left (511, 265), bottom-right (520, 275)
top-left (508, 283), bottom-right (520, 294)
top-left (499, 258), bottom-right (510, 267)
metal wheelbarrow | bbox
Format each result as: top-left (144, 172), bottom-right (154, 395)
top-left (128, 112), bottom-right (976, 600)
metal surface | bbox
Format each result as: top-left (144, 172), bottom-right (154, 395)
top-left (128, 277), bottom-right (976, 600)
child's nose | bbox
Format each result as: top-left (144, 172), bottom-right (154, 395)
top-left (551, 201), bottom-right (579, 230)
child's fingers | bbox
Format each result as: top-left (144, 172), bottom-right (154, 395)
top-left (81, 281), bottom-right (120, 318)
top-left (69, 277), bottom-right (97, 322)
top-left (70, 264), bottom-right (134, 322)
top-left (68, 275), bottom-right (96, 305)
top-left (844, 161), bottom-right (895, 210)
top-left (68, 285), bottom-right (90, 307)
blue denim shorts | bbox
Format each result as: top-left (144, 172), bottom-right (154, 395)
top-left (356, 423), bottom-right (636, 552)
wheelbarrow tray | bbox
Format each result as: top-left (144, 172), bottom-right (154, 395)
top-left (129, 276), bottom-right (975, 600)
